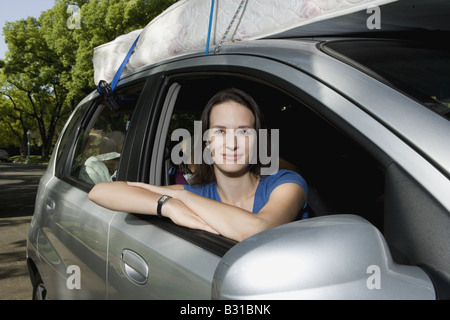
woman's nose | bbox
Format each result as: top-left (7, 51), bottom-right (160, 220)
top-left (225, 130), bottom-right (237, 150)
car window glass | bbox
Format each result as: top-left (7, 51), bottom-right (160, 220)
top-left (55, 103), bottom-right (88, 175)
top-left (69, 103), bottom-right (132, 184)
top-left (67, 85), bottom-right (142, 185)
top-left (322, 40), bottom-right (450, 120)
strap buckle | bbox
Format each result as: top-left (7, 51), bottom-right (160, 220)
top-left (96, 34), bottom-right (141, 111)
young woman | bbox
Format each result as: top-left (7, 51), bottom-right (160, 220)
top-left (88, 88), bottom-right (307, 242)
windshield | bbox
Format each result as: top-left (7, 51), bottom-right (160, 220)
top-left (322, 40), bottom-right (450, 121)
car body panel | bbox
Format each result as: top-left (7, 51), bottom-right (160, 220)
top-left (30, 176), bottom-right (113, 299)
top-left (107, 213), bottom-right (221, 299)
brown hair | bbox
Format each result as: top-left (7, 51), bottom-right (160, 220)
top-left (190, 88), bottom-right (266, 185)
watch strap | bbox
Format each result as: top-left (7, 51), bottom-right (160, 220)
top-left (157, 195), bottom-right (171, 218)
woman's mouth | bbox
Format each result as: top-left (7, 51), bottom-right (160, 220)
top-left (222, 153), bottom-right (243, 162)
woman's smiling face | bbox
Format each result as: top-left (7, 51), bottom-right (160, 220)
top-left (207, 100), bottom-right (257, 174)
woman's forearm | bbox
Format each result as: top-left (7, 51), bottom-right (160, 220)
top-left (88, 182), bottom-right (219, 234)
top-left (177, 190), bottom-right (268, 242)
top-left (88, 181), bottom-right (160, 215)
top-left (122, 182), bottom-right (273, 241)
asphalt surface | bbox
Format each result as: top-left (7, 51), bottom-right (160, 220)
top-left (0, 163), bottom-right (46, 300)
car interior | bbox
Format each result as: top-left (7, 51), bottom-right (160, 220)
top-left (161, 75), bottom-right (386, 232)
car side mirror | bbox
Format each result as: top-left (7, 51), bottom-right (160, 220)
top-left (212, 214), bottom-right (435, 299)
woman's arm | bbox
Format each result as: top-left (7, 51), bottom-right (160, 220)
top-left (179, 183), bottom-right (305, 241)
top-left (89, 181), bottom-right (161, 214)
top-left (88, 181), bottom-right (218, 234)
top-left (127, 182), bottom-right (306, 242)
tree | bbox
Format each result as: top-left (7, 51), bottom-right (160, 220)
top-left (0, 0), bottom-right (178, 159)
top-left (0, 74), bottom-right (35, 155)
top-left (2, 16), bottom-right (71, 159)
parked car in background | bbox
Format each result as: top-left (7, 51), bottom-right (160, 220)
top-left (26, 31), bottom-right (450, 300)
top-left (0, 150), bottom-right (9, 162)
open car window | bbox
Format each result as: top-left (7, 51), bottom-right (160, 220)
top-left (150, 74), bottom-right (385, 254)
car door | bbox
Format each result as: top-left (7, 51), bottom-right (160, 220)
top-left (102, 56), bottom-right (388, 299)
top-left (106, 82), bottom-right (225, 299)
top-left (37, 83), bottom-right (142, 299)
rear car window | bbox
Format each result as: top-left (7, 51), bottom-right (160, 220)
top-left (70, 103), bottom-right (133, 184)
top-left (67, 84), bottom-right (143, 185)
top-left (322, 39), bottom-right (450, 120)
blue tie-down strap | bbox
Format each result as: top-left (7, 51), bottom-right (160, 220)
top-left (206, 0), bottom-right (215, 55)
top-left (97, 34), bottom-right (141, 109)
top-left (110, 34), bottom-right (140, 92)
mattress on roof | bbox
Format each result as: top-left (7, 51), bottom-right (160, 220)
top-left (94, 0), bottom-right (429, 85)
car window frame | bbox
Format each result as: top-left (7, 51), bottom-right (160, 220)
top-left (54, 100), bottom-right (94, 182)
top-left (55, 81), bottom-right (147, 192)
top-left (59, 100), bottom-right (107, 191)
top-left (125, 47), bottom-right (411, 258)
top-left (140, 67), bottom-right (390, 255)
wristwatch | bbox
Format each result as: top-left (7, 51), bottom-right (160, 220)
top-left (157, 195), bottom-right (172, 218)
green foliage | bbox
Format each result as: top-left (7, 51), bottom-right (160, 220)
top-left (0, 0), bottom-right (178, 158)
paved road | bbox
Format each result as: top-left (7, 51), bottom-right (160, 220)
top-left (0, 163), bottom-right (46, 300)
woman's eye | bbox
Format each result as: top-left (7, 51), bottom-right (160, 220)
top-left (236, 129), bottom-right (253, 136)
top-left (211, 128), bottom-right (253, 136)
top-left (213, 129), bottom-right (225, 135)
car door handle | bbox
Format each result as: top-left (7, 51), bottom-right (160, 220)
top-left (121, 249), bottom-right (149, 285)
top-left (46, 198), bottom-right (56, 215)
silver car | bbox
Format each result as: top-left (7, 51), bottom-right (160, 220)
top-left (0, 149), bottom-right (9, 162)
top-left (27, 34), bottom-right (450, 300)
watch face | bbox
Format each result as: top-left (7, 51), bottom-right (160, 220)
top-left (159, 195), bottom-right (170, 203)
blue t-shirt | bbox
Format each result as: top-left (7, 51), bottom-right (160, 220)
top-left (184, 170), bottom-right (308, 213)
